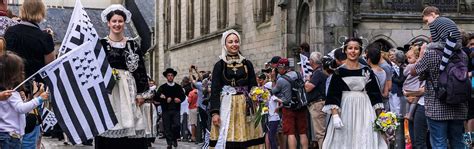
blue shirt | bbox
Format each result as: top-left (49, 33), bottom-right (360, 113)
top-left (195, 82), bottom-right (206, 109)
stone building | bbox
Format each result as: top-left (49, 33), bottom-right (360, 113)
top-left (9, 0), bottom-right (156, 73)
top-left (152, 0), bottom-right (474, 83)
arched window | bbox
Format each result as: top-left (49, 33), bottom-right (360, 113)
top-left (296, 3), bottom-right (310, 44)
top-left (253, 0), bottom-right (275, 24)
top-left (187, 0), bottom-right (194, 39)
top-left (217, 0), bottom-right (228, 29)
top-left (201, 0), bottom-right (210, 35)
top-left (174, 0), bottom-right (181, 43)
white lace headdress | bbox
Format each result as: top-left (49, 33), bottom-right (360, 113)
top-left (101, 4), bottom-right (132, 23)
top-left (220, 29), bottom-right (246, 64)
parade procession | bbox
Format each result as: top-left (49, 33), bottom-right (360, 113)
top-left (1, 0), bottom-right (474, 149)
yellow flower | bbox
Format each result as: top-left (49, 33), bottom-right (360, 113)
top-left (112, 69), bottom-right (118, 75)
top-left (262, 92), bottom-right (269, 99)
top-left (382, 123), bottom-right (387, 127)
top-left (386, 120), bottom-right (392, 125)
top-left (252, 95), bottom-right (258, 101)
top-left (262, 107), bottom-right (268, 112)
top-left (255, 88), bottom-right (264, 95)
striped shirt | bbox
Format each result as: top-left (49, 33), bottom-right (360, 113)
top-left (428, 17), bottom-right (461, 71)
top-left (428, 17), bottom-right (460, 43)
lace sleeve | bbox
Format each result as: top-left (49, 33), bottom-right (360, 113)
top-left (322, 104), bottom-right (340, 115)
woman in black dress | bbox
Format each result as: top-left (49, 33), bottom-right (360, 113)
top-left (94, 4), bottom-right (155, 149)
top-left (209, 29), bottom-right (264, 148)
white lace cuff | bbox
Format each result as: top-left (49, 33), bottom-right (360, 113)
top-left (373, 103), bottom-right (384, 110)
top-left (139, 89), bottom-right (155, 99)
top-left (322, 105), bottom-right (340, 115)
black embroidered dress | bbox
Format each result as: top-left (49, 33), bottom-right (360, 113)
top-left (209, 55), bottom-right (265, 148)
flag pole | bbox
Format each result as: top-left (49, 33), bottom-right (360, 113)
top-left (13, 41), bottom-right (91, 91)
top-left (13, 70), bottom-right (40, 91)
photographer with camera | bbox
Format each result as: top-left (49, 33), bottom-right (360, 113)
top-left (271, 58), bottom-right (309, 149)
top-left (188, 65), bottom-right (205, 144)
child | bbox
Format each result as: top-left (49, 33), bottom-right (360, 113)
top-left (264, 82), bottom-right (281, 149)
top-left (0, 37), bottom-right (13, 101)
top-left (422, 6), bottom-right (461, 71)
top-left (0, 51), bottom-right (48, 149)
top-left (403, 46), bottom-right (425, 120)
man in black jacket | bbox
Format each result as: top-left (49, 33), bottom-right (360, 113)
top-left (156, 68), bottom-right (186, 149)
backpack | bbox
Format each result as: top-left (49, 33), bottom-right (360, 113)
top-left (280, 72), bottom-right (308, 110)
top-left (434, 48), bottom-right (471, 104)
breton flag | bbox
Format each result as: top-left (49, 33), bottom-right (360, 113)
top-left (40, 41), bottom-right (118, 145)
top-left (41, 108), bottom-right (58, 132)
top-left (300, 54), bottom-right (313, 81)
top-left (59, 0), bottom-right (114, 91)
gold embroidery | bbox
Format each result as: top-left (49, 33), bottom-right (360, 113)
top-left (227, 63), bottom-right (243, 74)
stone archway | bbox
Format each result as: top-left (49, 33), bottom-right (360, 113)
top-left (368, 35), bottom-right (397, 52)
top-left (296, 2), bottom-right (310, 45)
top-left (408, 35), bottom-right (430, 44)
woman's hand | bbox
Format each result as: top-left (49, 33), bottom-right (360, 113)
top-left (136, 96), bottom-right (145, 106)
top-left (332, 114), bottom-right (344, 129)
top-left (0, 90), bottom-right (13, 101)
top-left (212, 114), bottom-right (221, 126)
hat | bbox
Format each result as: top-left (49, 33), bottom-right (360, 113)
top-left (162, 68), bottom-right (177, 77)
top-left (268, 56), bottom-right (281, 64)
top-left (277, 58), bottom-right (289, 67)
top-left (101, 4), bottom-right (132, 23)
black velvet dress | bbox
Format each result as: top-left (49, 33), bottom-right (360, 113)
top-left (94, 38), bottom-right (150, 149)
top-left (209, 56), bottom-right (265, 148)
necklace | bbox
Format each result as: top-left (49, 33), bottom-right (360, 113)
top-left (108, 36), bottom-right (124, 42)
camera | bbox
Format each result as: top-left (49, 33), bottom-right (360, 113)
top-left (261, 68), bottom-right (272, 73)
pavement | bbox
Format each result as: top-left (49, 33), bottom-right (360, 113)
top-left (41, 137), bottom-right (202, 149)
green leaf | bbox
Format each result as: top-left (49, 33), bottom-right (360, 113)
top-left (253, 105), bottom-right (263, 128)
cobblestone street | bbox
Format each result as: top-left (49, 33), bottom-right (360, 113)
top-left (41, 137), bottom-right (202, 149)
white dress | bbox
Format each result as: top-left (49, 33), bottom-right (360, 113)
top-left (322, 66), bottom-right (387, 149)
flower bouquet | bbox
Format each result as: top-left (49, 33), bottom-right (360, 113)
top-left (373, 111), bottom-right (400, 143)
top-left (249, 86), bottom-right (270, 128)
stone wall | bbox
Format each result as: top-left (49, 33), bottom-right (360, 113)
top-left (154, 0), bottom-right (287, 83)
top-left (153, 0), bottom-right (474, 84)
top-left (355, 21), bottom-right (474, 49)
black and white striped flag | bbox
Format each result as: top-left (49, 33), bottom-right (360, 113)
top-left (59, 0), bottom-right (114, 92)
top-left (300, 54), bottom-right (313, 81)
top-left (41, 108), bottom-right (58, 132)
top-left (40, 41), bottom-right (118, 145)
